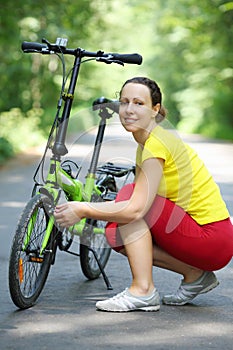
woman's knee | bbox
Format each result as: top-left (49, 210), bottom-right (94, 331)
top-left (105, 222), bottom-right (124, 252)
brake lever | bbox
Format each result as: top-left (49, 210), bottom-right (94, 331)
top-left (41, 38), bottom-right (62, 54)
top-left (96, 57), bottom-right (124, 66)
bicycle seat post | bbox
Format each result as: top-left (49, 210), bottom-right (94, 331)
top-left (88, 115), bottom-right (107, 175)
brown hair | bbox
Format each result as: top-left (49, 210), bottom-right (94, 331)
top-left (120, 77), bottom-right (166, 122)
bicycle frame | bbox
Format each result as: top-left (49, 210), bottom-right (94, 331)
top-left (8, 38), bottom-right (142, 309)
top-left (35, 109), bottom-right (117, 253)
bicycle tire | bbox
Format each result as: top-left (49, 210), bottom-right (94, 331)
top-left (80, 195), bottom-right (111, 280)
top-left (57, 227), bottom-right (74, 251)
top-left (9, 194), bottom-right (55, 309)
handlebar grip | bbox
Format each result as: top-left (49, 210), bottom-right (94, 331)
top-left (21, 41), bottom-right (47, 52)
top-left (110, 53), bottom-right (143, 65)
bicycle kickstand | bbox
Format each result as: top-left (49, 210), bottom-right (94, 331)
top-left (88, 247), bottom-right (113, 290)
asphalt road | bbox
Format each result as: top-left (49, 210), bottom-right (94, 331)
top-left (0, 125), bottom-right (232, 350)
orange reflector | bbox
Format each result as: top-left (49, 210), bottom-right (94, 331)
top-left (30, 257), bottom-right (44, 263)
top-left (18, 258), bottom-right (24, 284)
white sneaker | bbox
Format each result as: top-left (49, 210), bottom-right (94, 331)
top-left (96, 288), bottom-right (160, 312)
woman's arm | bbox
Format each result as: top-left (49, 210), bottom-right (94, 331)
top-left (54, 157), bottom-right (164, 227)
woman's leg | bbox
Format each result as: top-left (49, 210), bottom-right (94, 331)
top-left (152, 245), bottom-right (203, 283)
top-left (116, 217), bottom-right (203, 294)
top-left (118, 219), bottom-right (155, 296)
top-left (119, 243), bottom-right (203, 284)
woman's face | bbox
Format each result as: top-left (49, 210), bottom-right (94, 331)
top-left (119, 83), bottom-right (159, 133)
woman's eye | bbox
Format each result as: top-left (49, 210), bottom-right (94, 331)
top-left (119, 100), bottom-right (143, 106)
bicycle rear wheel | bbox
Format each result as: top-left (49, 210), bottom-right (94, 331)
top-left (9, 194), bottom-right (55, 309)
top-left (80, 217), bottom-right (111, 280)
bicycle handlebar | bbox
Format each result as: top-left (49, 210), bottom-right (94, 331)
top-left (21, 40), bottom-right (143, 65)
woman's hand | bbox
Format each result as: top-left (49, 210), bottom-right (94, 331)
top-left (54, 202), bottom-right (82, 227)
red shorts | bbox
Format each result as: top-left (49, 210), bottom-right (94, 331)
top-left (105, 184), bottom-right (233, 271)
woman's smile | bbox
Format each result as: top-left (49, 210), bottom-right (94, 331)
top-left (123, 117), bottom-right (138, 124)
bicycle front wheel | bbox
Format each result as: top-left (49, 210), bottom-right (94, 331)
top-left (9, 194), bottom-right (55, 309)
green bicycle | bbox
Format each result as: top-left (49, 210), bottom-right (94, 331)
top-left (8, 37), bottom-right (142, 309)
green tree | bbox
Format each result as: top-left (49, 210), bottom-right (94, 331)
top-left (1, 0), bottom-right (232, 165)
top-left (0, 0), bottom-right (115, 162)
top-left (147, 0), bottom-right (233, 138)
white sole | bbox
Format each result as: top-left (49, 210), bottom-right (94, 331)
top-left (96, 305), bottom-right (160, 312)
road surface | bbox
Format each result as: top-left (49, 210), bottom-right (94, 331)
top-left (0, 125), bottom-right (232, 349)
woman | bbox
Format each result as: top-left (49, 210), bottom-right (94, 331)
top-left (54, 77), bottom-right (233, 312)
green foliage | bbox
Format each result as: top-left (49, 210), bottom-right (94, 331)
top-left (0, 108), bottom-right (45, 153)
top-left (0, 137), bottom-right (14, 166)
top-left (0, 0), bottom-right (232, 164)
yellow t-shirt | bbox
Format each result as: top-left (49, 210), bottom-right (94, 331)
top-left (136, 125), bottom-right (229, 225)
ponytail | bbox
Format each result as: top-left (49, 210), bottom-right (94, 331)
top-left (156, 105), bottom-right (166, 123)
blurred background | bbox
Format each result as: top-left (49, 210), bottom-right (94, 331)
top-left (0, 0), bottom-right (232, 165)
